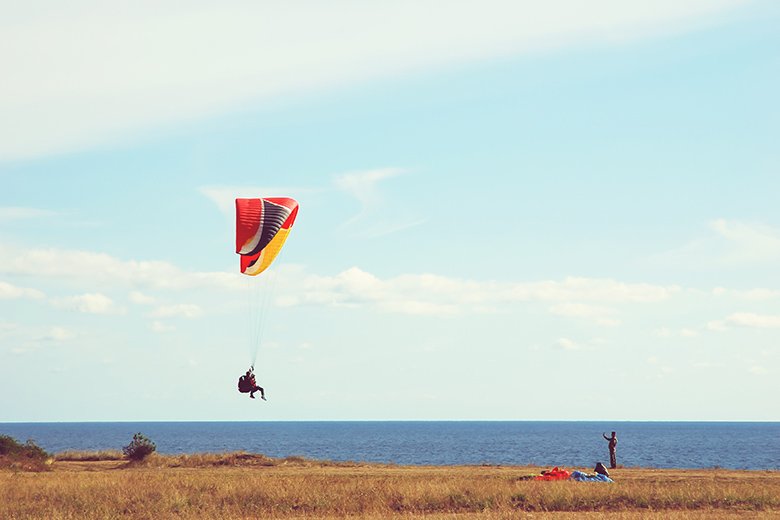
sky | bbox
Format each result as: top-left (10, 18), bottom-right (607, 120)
top-left (1, 0), bottom-right (779, 422)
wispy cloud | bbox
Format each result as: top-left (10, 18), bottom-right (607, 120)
top-left (549, 302), bottom-right (620, 326)
top-left (726, 312), bottom-right (780, 329)
top-left (1, 0), bottom-right (747, 161)
top-left (655, 327), bottom-right (700, 338)
top-left (3, 243), bottom-right (764, 322)
top-left (712, 287), bottom-right (780, 301)
top-left (0, 243), bottom-right (241, 291)
top-left (710, 219), bottom-right (780, 264)
top-left (129, 291), bottom-right (156, 305)
top-left (737, 289), bottom-right (780, 301)
top-left (280, 266), bottom-right (678, 316)
top-left (334, 168), bottom-right (405, 214)
top-left (508, 276), bottom-right (678, 303)
top-left (151, 321), bottom-right (176, 333)
top-left (651, 219), bottom-right (780, 268)
top-left (0, 280), bottom-right (45, 300)
top-left (0, 207), bottom-right (58, 222)
top-left (40, 326), bottom-right (76, 342)
top-left (334, 168), bottom-right (424, 238)
top-left (151, 304), bottom-right (203, 319)
top-left (707, 320), bottom-right (729, 332)
top-left (51, 293), bottom-right (121, 315)
top-left (557, 338), bottom-right (580, 350)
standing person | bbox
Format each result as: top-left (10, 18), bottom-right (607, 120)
top-left (603, 431), bottom-right (618, 469)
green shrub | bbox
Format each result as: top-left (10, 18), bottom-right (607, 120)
top-left (0, 434), bottom-right (19, 456)
top-left (122, 432), bottom-right (156, 461)
top-left (0, 435), bottom-right (50, 459)
top-left (0, 435), bottom-right (51, 471)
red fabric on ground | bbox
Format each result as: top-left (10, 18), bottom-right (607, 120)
top-left (534, 467), bottom-right (571, 481)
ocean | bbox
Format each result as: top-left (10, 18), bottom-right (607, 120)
top-left (1, 421), bottom-right (778, 470)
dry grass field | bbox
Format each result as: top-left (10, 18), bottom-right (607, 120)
top-left (1, 453), bottom-right (778, 519)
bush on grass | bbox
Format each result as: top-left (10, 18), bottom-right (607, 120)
top-left (0, 434), bottom-right (52, 471)
top-left (122, 432), bottom-right (157, 461)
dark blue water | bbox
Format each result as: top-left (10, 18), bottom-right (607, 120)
top-left (1, 422), bottom-right (778, 470)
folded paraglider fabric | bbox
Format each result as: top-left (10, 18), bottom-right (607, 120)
top-left (534, 467), bottom-right (571, 481)
top-left (570, 470), bottom-right (613, 482)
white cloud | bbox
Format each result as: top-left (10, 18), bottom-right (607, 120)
top-left (549, 302), bottom-right (620, 326)
top-left (0, 0), bottom-right (747, 161)
top-left (738, 288), bottom-right (780, 301)
top-left (0, 280), bottom-right (45, 300)
top-left (1, 242), bottom-right (683, 317)
top-left (714, 287), bottom-right (780, 301)
top-left (656, 327), bottom-right (701, 338)
top-left (42, 326), bottom-right (76, 341)
top-left (707, 320), bottom-right (728, 332)
top-left (710, 219), bottom-right (780, 263)
top-left (151, 304), bottom-right (203, 319)
top-left (0, 207), bottom-right (58, 222)
top-left (506, 277), bottom-right (679, 303)
top-left (334, 168), bottom-right (405, 211)
top-left (380, 300), bottom-right (459, 316)
top-left (652, 219), bottom-right (780, 268)
top-left (0, 243), bottom-right (242, 291)
top-left (129, 291), bottom-right (156, 305)
top-left (151, 321), bottom-right (176, 333)
top-left (52, 293), bottom-right (120, 314)
top-left (726, 312), bottom-right (780, 329)
top-left (333, 168), bottom-right (424, 238)
top-left (279, 267), bottom-right (679, 316)
top-left (557, 338), bottom-right (579, 350)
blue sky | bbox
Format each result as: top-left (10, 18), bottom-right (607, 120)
top-left (2, 0), bottom-right (779, 421)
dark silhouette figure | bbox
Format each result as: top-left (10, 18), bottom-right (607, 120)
top-left (237, 367), bottom-right (266, 400)
top-left (594, 462), bottom-right (610, 477)
top-left (603, 431), bottom-right (617, 468)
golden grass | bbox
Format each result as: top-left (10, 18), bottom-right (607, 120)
top-left (1, 453), bottom-right (778, 519)
top-left (0, 455), bottom-right (53, 472)
top-left (55, 449), bottom-right (124, 461)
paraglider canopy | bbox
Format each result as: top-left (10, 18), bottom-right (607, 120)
top-left (235, 197), bottom-right (299, 276)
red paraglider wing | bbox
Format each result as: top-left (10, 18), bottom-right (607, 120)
top-left (235, 197), bottom-right (298, 276)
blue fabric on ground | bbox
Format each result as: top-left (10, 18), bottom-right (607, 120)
top-left (570, 470), bottom-right (613, 482)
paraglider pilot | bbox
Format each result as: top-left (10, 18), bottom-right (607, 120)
top-left (238, 366), bottom-right (266, 400)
